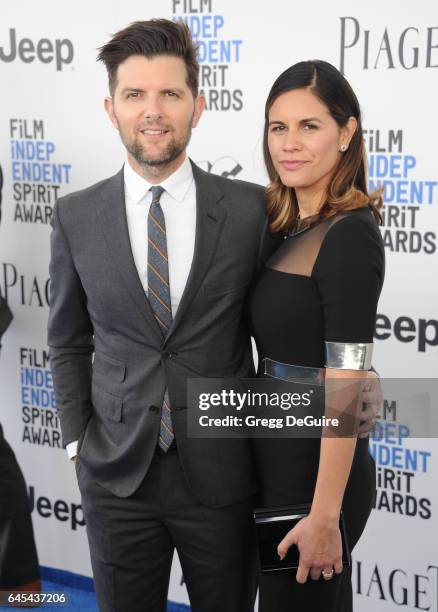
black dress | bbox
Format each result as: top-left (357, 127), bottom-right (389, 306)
top-left (249, 207), bottom-right (384, 611)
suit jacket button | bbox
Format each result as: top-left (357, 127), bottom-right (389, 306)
top-left (149, 405), bottom-right (159, 412)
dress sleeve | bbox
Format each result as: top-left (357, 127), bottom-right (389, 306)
top-left (312, 213), bottom-right (384, 362)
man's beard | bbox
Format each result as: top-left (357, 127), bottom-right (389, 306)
top-left (121, 118), bottom-right (193, 170)
top-left (128, 136), bottom-right (186, 167)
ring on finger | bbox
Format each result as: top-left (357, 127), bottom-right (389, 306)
top-left (322, 569), bottom-right (334, 580)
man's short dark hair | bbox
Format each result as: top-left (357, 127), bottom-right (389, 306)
top-left (97, 19), bottom-right (199, 97)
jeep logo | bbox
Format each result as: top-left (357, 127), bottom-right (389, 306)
top-left (0, 28), bottom-right (74, 71)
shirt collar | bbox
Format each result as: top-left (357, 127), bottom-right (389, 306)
top-left (124, 156), bottom-right (193, 204)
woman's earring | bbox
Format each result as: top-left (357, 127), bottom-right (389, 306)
top-left (340, 144), bottom-right (348, 152)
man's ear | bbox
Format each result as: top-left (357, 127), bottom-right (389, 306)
top-left (104, 97), bottom-right (119, 130)
top-left (192, 94), bottom-right (206, 128)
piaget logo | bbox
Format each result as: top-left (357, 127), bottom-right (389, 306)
top-left (0, 28), bottom-right (74, 71)
top-left (1, 262), bottom-right (50, 308)
top-left (354, 561), bottom-right (438, 610)
top-left (339, 18), bottom-right (438, 73)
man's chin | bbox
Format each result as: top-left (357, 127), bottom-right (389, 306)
top-left (136, 149), bottom-right (186, 169)
top-left (141, 157), bottom-right (175, 167)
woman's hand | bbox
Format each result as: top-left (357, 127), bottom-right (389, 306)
top-left (277, 515), bottom-right (343, 583)
top-left (358, 370), bottom-right (383, 438)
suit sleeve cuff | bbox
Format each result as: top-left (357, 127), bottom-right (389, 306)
top-left (66, 440), bottom-right (78, 459)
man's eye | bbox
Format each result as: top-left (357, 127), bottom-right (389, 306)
top-left (164, 91), bottom-right (178, 97)
top-left (126, 92), bottom-right (140, 99)
top-left (303, 123), bottom-right (317, 130)
top-left (271, 125), bottom-right (285, 132)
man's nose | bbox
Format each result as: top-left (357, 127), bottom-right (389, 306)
top-left (142, 97), bottom-right (163, 120)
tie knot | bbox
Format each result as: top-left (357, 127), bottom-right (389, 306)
top-left (150, 186), bottom-right (164, 203)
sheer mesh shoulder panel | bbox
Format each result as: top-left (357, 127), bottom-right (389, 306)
top-left (266, 214), bottom-right (348, 277)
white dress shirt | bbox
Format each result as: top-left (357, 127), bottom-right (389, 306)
top-left (124, 155), bottom-right (196, 315)
top-left (66, 156), bottom-right (197, 459)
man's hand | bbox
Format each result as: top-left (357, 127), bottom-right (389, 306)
top-left (358, 371), bottom-right (382, 438)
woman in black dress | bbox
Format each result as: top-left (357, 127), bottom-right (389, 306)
top-left (249, 60), bottom-right (385, 611)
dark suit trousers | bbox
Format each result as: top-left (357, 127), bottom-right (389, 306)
top-left (77, 447), bottom-right (257, 612)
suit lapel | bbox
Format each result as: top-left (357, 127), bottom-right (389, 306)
top-left (164, 161), bottom-right (226, 344)
top-left (94, 168), bottom-right (163, 342)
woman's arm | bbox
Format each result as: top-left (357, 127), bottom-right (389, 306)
top-left (278, 368), bottom-right (367, 583)
top-left (278, 211), bottom-right (385, 583)
top-left (312, 367), bottom-right (368, 520)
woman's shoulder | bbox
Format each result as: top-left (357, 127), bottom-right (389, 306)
top-left (312, 206), bottom-right (384, 277)
top-left (321, 207), bottom-right (383, 249)
top-left (327, 206), bottom-right (379, 232)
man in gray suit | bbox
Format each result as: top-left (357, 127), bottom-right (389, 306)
top-left (48, 20), bottom-right (265, 612)
top-left (48, 19), bottom-right (379, 612)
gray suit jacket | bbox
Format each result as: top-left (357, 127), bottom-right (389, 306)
top-left (48, 161), bottom-right (270, 506)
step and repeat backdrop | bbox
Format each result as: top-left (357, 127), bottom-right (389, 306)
top-left (0, 1), bottom-right (437, 609)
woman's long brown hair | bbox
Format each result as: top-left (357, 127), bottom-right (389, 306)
top-left (263, 60), bottom-right (383, 234)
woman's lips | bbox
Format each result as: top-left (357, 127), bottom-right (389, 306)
top-left (279, 160), bottom-right (307, 170)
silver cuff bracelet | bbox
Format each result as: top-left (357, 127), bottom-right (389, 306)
top-left (263, 357), bottom-right (325, 386)
top-left (324, 341), bottom-right (373, 370)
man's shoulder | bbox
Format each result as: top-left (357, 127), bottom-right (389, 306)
top-left (56, 169), bottom-right (123, 214)
top-left (218, 175), bottom-right (264, 197)
top-left (192, 162), bottom-right (264, 199)
top-left (210, 174), bottom-right (264, 200)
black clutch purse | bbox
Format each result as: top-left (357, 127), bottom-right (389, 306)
top-left (254, 503), bottom-right (351, 574)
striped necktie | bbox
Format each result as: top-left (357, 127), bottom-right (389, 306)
top-left (147, 186), bottom-right (175, 451)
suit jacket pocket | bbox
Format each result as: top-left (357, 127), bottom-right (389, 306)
top-left (93, 352), bottom-right (126, 382)
top-left (91, 383), bottom-right (123, 422)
